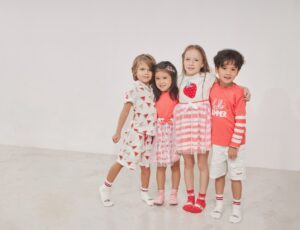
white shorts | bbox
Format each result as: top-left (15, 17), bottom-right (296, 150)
top-left (210, 144), bottom-right (246, 181)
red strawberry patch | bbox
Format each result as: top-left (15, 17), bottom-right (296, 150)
top-left (183, 83), bottom-right (197, 98)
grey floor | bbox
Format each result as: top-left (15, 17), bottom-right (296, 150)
top-left (0, 145), bottom-right (299, 230)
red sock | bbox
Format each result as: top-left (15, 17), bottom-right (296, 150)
top-left (192, 193), bottom-right (206, 213)
top-left (182, 189), bottom-right (195, 212)
top-left (104, 179), bottom-right (112, 187)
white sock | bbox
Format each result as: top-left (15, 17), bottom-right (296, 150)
top-left (210, 194), bottom-right (224, 219)
top-left (140, 188), bottom-right (154, 206)
top-left (229, 199), bottom-right (242, 223)
top-left (99, 181), bottom-right (114, 207)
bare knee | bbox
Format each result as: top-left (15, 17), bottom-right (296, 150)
top-left (141, 166), bottom-right (150, 175)
top-left (183, 155), bottom-right (195, 170)
top-left (197, 155), bottom-right (209, 171)
top-left (171, 161), bottom-right (180, 172)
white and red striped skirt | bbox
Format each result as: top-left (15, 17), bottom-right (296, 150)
top-left (152, 119), bottom-right (180, 167)
top-left (174, 100), bottom-right (211, 154)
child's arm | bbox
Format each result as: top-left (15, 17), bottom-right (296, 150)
top-left (228, 146), bottom-right (238, 159)
top-left (228, 89), bottom-right (246, 158)
top-left (213, 76), bottom-right (251, 101)
top-left (112, 102), bottom-right (132, 143)
top-left (241, 86), bottom-right (251, 102)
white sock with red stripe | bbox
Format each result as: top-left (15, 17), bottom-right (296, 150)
top-left (210, 194), bottom-right (224, 219)
top-left (99, 180), bottom-right (113, 207)
top-left (229, 199), bottom-right (242, 223)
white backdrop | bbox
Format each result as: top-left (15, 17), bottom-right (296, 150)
top-left (0, 0), bottom-right (299, 171)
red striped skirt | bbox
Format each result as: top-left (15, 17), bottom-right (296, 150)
top-left (152, 119), bottom-right (180, 167)
top-left (174, 100), bottom-right (211, 154)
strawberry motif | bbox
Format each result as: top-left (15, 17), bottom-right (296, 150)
top-left (183, 83), bottom-right (197, 98)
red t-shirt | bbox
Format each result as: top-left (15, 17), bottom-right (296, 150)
top-left (210, 82), bottom-right (246, 148)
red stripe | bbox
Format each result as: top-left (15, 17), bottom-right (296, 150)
top-left (104, 181), bottom-right (112, 187)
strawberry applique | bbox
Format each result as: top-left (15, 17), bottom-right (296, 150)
top-left (183, 82), bottom-right (197, 98)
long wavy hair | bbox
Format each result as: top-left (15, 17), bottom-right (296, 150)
top-left (181, 44), bottom-right (210, 75)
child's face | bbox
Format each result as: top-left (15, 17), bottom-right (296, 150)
top-left (183, 49), bottom-right (204, 76)
top-left (216, 62), bottom-right (239, 87)
top-left (155, 70), bottom-right (172, 92)
top-left (136, 62), bottom-right (153, 85)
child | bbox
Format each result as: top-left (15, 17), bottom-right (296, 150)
top-left (174, 45), bottom-right (250, 214)
top-left (174, 45), bottom-right (216, 213)
top-left (209, 49), bottom-right (246, 223)
top-left (151, 61), bottom-right (180, 205)
top-left (99, 54), bottom-right (157, 207)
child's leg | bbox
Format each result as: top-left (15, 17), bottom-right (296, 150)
top-left (197, 152), bottom-right (209, 194)
top-left (154, 166), bottom-right (166, 205)
top-left (106, 162), bottom-right (123, 183)
top-left (169, 160), bottom-right (180, 205)
top-left (171, 160), bottom-right (181, 190)
top-left (227, 147), bottom-right (245, 223)
top-left (99, 162), bottom-right (123, 207)
top-left (210, 176), bottom-right (225, 219)
top-left (182, 155), bottom-right (195, 212)
top-left (140, 166), bottom-right (154, 206)
top-left (193, 152), bottom-right (209, 213)
top-left (229, 180), bottom-right (242, 223)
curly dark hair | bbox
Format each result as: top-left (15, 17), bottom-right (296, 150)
top-left (214, 49), bottom-right (245, 70)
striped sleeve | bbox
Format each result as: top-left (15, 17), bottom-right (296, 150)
top-left (230, 90), bottom-right (246, 148)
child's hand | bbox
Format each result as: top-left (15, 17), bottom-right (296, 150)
top-left (112, 133), bottom-right (121, 143)
top-left (243, 87), bottom-right (251, 102)
top-left (228, 147), bottom-right (238, 160)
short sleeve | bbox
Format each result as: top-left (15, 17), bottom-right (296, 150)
top-left (124, 87), bottom-right (137, 104)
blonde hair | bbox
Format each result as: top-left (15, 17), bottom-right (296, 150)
top-left (181, 44), bottom-right (210, 75)
top-left (131, 54), bottom-right (156, 80)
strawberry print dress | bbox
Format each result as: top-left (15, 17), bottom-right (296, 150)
top-left (174, 73), bottom-right (215, 154)
top-left (117, 80), bottom-right (157, 170)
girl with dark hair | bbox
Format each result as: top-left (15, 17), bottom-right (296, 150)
top-left (151, 61), bottom-right (180, 205)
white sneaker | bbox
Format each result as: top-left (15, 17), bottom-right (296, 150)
top-left (99, 185), bottom-right (114, 207)
top-left (141, 191), bottom-right (154, 206)
top-left (210, 201), bottom-right (224, 219)
top-left (229, 205), bottom-right (242, 223)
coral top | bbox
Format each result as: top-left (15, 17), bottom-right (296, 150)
top-left (155, 92), bottom-right (178, 124)
top-left (210, 82), bottom-right (246, 148)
